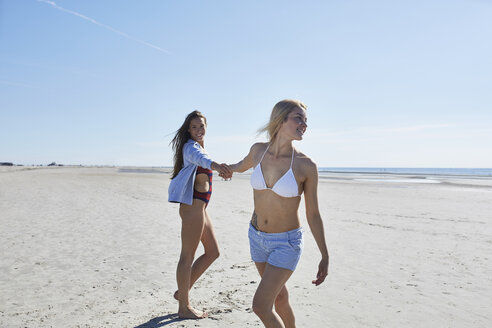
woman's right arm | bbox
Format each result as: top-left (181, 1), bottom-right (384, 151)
top-left (228, 143), bottom-right (260, 173)
top-left (184, 142), bottom-right (231, 177)
top-left (184, 142), bottom-right (213, 169)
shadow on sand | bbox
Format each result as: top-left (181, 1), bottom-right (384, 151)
top-left (134, 313), bottom-right (186, 327)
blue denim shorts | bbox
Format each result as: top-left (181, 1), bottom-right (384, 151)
top-left (248, 223), bottom-right (304, 271)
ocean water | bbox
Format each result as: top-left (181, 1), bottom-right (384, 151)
top-left (319, 167), bottom-right (492, 177)
top-left (118, 167), bottom-right (492, 177)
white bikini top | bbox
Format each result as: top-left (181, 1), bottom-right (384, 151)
top-left (250, 144), bottom-right (300, 198)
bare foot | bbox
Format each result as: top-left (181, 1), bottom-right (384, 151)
top-left (178, 305), bottom-right (208, 319)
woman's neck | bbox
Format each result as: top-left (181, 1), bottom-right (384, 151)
top-left (269, 137), bottom-right (293, 158)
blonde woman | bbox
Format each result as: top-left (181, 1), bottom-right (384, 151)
top-left (168, 110), bottom-right (231, 319)
top-left (228, 100), bottom-right (329, 328)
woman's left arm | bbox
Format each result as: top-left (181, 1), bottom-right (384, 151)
top-left (303, 161), bottom-right (329, 286)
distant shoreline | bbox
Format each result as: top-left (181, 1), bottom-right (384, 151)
top-left (3, 165), bottom-right (492, 180)
top-left (319, 167), bottom-right (492, 177)
top-left (2, 165), bottom-right (492, 177)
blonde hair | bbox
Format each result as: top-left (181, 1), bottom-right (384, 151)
top-left (259, 99), bottom-right (307, 141)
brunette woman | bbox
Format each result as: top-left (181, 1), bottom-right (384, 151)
top-left (168, 110), bottom-right (231, 319)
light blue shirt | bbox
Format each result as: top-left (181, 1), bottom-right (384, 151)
top-left (168, 139), bottom-right (213, 205)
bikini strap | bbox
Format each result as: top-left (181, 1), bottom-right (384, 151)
top-left (259, 143), bottom-right (270, 163)
top-left (290, 147), bottom-right (295, 168)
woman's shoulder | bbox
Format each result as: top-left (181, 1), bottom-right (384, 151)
top-left (183, 139), bottom-right (208, 158)
top-left (249, 142), bottom-right (268, 156)
top-left (183, 139), bottom-right (201, 151)
top-left (294, 149), bottom-right (318, 173)
top-left (184, 138), bottom-right (197, 146)
top-left (246, 142), bottom-right (268, 164)
top-left (183, 138), bottom-right (194, 147)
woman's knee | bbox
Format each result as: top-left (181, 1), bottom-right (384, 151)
top-left (206, 248), bottom-right (220, 261)
top-left (202, 234), bottom-right (220, 260)
top-left (252, 296), bottom-right (272, 318)
top-left (275, 288), bottom-right (289, 307)
top-left (178, 252), bottom-right (195, 267)
top-left (252, 301), bottom-right (266, 318)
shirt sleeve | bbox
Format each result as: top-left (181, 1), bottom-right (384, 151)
top-left (183, 142), bottom-right (213, 169)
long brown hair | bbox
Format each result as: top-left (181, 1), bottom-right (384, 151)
top-left (259, 99), bottom-right (307, 141)
top-left (170, 110), bottom-right (207, 179)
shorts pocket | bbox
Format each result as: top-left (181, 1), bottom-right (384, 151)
top-left (288, 237), bottom-right (303, 252)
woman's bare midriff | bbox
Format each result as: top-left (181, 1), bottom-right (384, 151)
top-left (194, 173), bottom-right (210, 193)
top-left (252, 190), bottom-right (301, 233)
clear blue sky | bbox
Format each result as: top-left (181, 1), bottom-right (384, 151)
top-left (1, 0), bottom-right (491, 167)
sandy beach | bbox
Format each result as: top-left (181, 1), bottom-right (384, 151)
top-left (1, 166), bottom-right (491, 328)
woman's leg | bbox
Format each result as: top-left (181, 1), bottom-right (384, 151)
top-left (252, 263), bottom-right (294, 328)
top-left (176, 201), bottom-right (207, 318)
top-left (255, 263), bottom-right (296, 327)
top-left (174, 209), bottom-right (220, 299)
top-left (274, 285), bottom-right (295, 327)
top-left (190, 210), bottom-right (220, 285)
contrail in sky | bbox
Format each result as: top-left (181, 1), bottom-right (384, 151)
top-left (36, 0), bottom-right (169, 54)
top-left (0, 80), bottom-right (32, 87)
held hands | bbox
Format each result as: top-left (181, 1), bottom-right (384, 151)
top-left (219, 163), bottom-right (233, 180)
top-left (211, 162), bottom-right (233, 180)
top-left (312, 256), bottom-right (329, 286)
